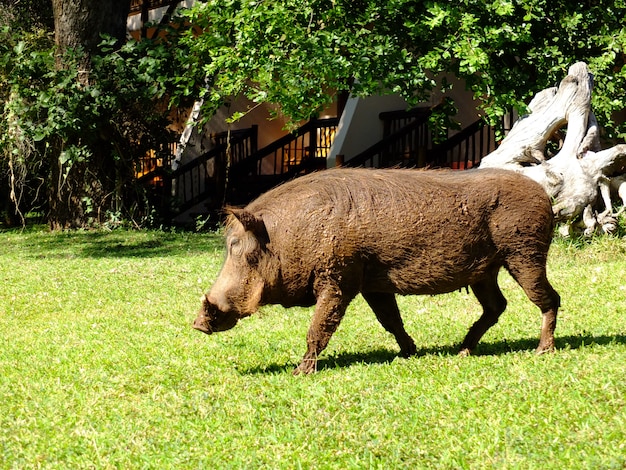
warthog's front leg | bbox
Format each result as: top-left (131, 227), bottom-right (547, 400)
top-left (294, 286), bottom-right (354, 375)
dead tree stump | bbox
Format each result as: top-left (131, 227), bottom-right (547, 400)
top-left (479, 62), bottom-right (626, 235)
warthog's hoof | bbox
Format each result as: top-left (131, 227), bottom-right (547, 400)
top-left (535, 344), bottom-right (555, 355)
top-left (399, 343), bottom-right (417, 358)
top-left (458, 348), bottom-right (472, 357)
top-left (293, 359), bottom-right (317, 375)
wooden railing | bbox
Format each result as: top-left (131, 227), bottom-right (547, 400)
top-left (231, 118), bottom-right (338, 179)
top-left (152, 119), bottom-right (339, 216)
top-left (136, 142), bottom-right (177, 180)
top-left (213, 126), bottom-right (259, 167)
top-left (170, 126), bottom-right (258, 214)
top-left (129, 0), bottom-right (177, 14)
top-left (427, 113), bottom-right (516, 169)
top-left (344, 111), bottom-right (433, 168)
top-left (380, 107), bottom-right (431, 137)
top-left (225, 118), bottom-right (339, 205)
top-left (428, 119), bottom-right (493, 169)
top-left (140, 111), bottom-right (516, 222)
top-left (345, 110), bottom-right (514, 170)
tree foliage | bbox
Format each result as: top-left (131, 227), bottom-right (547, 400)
top-left (179, 0), bottom-right (626, 138)
top-left (0, 1), bottom-right (183, 228)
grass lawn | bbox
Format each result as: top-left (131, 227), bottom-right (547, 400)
top-left (1, 226), bottom-right (625, 469)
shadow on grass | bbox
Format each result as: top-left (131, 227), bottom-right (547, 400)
top-left (5, 227), bottom-right (224, 259)
top-left (242, 333), bottom-right (626, 375)
top-left (241, 348), bottom-right (400, 375)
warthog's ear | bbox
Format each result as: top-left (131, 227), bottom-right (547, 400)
top-left (227, 208), bottom-right (269, 242)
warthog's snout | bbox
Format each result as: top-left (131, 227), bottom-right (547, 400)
top-left (193, 295), bottom-right (214, 334)
top-left (192, 313), bottom-right (213, 334)
top-left (192, 295), bottom-right (240, 334)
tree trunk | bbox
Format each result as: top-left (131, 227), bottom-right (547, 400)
top-left (479, 62), bottom-right (626, 235)
top-left (52, 0), bottom-right (129, 83)
top-left (49, 0), bottom-right (130, 229)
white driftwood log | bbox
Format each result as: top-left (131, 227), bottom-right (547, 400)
top-left (479, 62), bottom-right (626, 235)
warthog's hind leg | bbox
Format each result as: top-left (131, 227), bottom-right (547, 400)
top-left (362, 291), bottom-right (417, 358)
top-left (506, 255), bottom-right (561, 354)
top-left (459, 270), bottom-right (507, 355)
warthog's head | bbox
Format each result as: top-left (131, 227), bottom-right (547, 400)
top-left (193, 208), bottom-right (276, 335)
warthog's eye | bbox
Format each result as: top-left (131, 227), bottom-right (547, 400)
top-left (229, 237), bottom-right (243, 257)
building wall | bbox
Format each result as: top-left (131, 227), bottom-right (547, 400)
top-left (328, 94), bottom-right (408, 167)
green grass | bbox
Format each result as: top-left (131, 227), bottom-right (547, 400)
top-left (1, 227), bottom-right (625, 469)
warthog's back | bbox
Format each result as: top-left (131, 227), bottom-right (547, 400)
top-left (248, 168), bottom-right (554, 295)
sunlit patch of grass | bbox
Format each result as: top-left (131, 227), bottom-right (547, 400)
top-left (1, 227), bottom-right (625, 468)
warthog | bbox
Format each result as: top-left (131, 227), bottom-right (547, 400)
top-left (194, 168), bottom-right (560, 374)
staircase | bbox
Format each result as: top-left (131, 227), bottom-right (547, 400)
top-left (343, 107), bottom-right (433, 168)
top-left (138, 118), bottom-right (339, 224)
top-left (171, 126), bottom-right (259, 216)
top-left (343, 107), bottom-right (507, 170)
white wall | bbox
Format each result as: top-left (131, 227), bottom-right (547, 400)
top-left (328, 94), bottom-right (409, 167)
